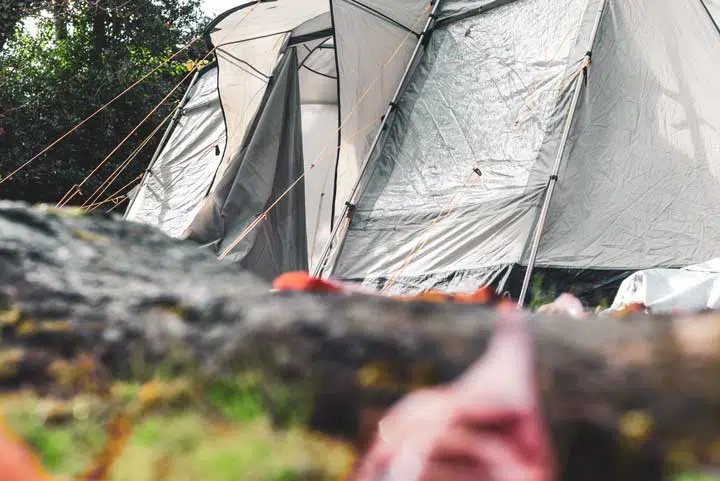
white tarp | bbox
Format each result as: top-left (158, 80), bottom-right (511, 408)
top-left (609, 259), bottom-right (720, 313)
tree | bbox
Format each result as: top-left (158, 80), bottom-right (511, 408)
top-left (0, 0), bottom-right (209, 208)
top-left (0, 1), bottom-right (45, 51)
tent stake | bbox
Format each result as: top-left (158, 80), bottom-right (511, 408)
top-left (313, 0), bottom-right (442, 279)
top-left (123, 68), bottom-right (202, 218)
top-left (517, 0), bottom-right (607, 308)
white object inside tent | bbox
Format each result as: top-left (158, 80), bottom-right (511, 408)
top-left (608, 258), bottom-right (720, 313)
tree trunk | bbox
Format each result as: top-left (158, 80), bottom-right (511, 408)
top-left (1, 201), bottom-right (719, 479)
top-left (88, 0), bottom-right (106, 61)
top-left (52, 0), bottom-right (67, 41)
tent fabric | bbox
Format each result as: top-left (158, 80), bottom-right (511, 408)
top-left (293, 12), bottom-right (334, 39)
top-left (126, 0), bottom-right (720, 300)
top-left (184, 50), bottom-right (307, 280)
top-left (298, 42), bottom-right (337, 105)
top-left (330, 0), bottom-right (431, 221)
top-left (339, 0), bottom-right (430, 32)
top-left (298, 36), bottom-right (339, 270)
top-left (332, 0), bottom-right (595, 293)
top-left (439, 0), bottom-right (511, 21)
top-left (535, 0), bottom-right (720, 271)
top-left (126, 0), bottom-right (332, 280)
top-left (208, 0), bottom-right (331, 47)
top-left (124, 66), bottom-right (226, 237)
top-left (210, 33), bottom-right (289, 194)
top-left (302, 104), bottom-right (339, 268)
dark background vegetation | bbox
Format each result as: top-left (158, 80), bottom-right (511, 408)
top-left (0, 0), bottom-right (209, 207)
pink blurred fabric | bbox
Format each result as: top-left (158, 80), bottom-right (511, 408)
top-left (349, 309), bottom-right (554, 481)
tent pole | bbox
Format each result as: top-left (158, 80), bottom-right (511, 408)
top-left (312, 0), bottom-right (442, 279)
top-left (516, 71), bottom-right (585, 308)
top-left (699, 0), bottom-right (720, 34)
top-left (123, 68), bottom-right (202, 218)
top-left (517, 0), bottom-right (607, 308)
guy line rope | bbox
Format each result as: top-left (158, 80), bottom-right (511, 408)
top-left (219, 2), bottom-right (433, 260)
top-left (1, 0), bottom-right (264, 196)
top-left (56, 1), bottom-right (263, 208)
top-left (0, 37), bottom-right (201, 187)
top-left (89, 138), bottom-right (221, 214)
top-left (80, 105), bottom-right (179, 209)
top-left (55, 50), bottom-right (214, 208)
top-left (84, 174), bottom-right (142, 212)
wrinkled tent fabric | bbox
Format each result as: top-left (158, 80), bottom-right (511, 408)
top-left (535, 0), bottom-right (720, 270)
top-left (330, 0), bottom-right (432, 219)
top-left (124, 65), bottom-right (226, 237)
top-left (126, 0), bottom-right (339, 275)
top-left (185, 51), bottom-right (307, 280)
top-left (126, 0), bottom-right (720, 301)
top-left (332, 0), bottom-right (601, 293)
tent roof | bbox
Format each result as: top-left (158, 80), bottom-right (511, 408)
top-left (205, 0), bottom-right (332, 48)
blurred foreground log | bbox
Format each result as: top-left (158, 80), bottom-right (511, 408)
top-left (1, 201), bottom-right (720, 479)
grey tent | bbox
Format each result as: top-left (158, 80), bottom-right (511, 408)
top-left (126, 0), bottom-right (341, 280)
top-left (127, 0), bottom-right (720, 303)
top-left (314, 0), bottom-right (720, 305)
top-left (125, 0), bottom-right (418, 280)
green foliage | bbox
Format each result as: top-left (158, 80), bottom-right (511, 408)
top-left (528, 273), bottom-right (558, 309)
top-left (207, 374), bottom-right (268, 423)
top-left (673, 475), bottom-right (720, 481)
top-left (6, 399), bottom-right (106, 474)
top-left (205, 372), bottom-right (315, 431)
top-left (0, 0), bottom-right (209, 207)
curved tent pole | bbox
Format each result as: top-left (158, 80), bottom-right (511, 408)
top-left (328, 0), bottom-right (343, 229)
top-left (435, 0), bottom-right (518, 27)
top-left (312, 0), bottom-right (442, 279)
top-left (699, 0), bottom-right (720, 34)
top-left (123, 68), bottom-right (202, 218)
top-left (517, 0), bottom-right (608, 308)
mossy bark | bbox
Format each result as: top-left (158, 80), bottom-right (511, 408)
top-left (2, 201), bottom-right (720, 480)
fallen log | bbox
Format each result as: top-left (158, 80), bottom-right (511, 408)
top-left (1, 201), bottom-right (719, 480)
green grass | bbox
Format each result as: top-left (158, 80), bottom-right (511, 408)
top-left (674, 475), bottom-right (720, 481)
top-left (1, 378), bottom-right (355, 481)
